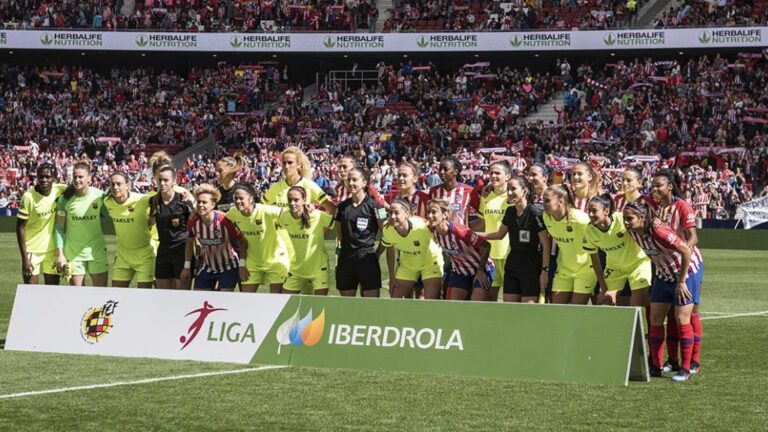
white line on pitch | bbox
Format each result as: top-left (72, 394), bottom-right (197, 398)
top-left (700, 311), bottom-right (768, 321)
top-left (0, 365), bottom-right (287, 400)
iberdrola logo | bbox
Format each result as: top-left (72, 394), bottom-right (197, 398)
top-left (230, 36), bottom-right (242, 48)
top-left (603, 33), bottom-right (616, 46)
top-left (698, 31), bottom-right (712, 44)
top-left (275, 307), bottom-right (325, 354)
top-left (417, 35), bottom-right (429, 48)
top-left (41, 33), bottom-right (53, 45)
top-left (135, 35), bottom-right (148, 47)
top-left (323, 36), bottom-right (336, 48)
top-left (510, 35), bottom-right (522, 47)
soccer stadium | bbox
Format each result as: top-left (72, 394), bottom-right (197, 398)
top-left (0, 0), bottom-right (767, 430)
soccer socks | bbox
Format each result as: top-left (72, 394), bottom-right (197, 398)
top-left (691, 313), bottom-right (702, 363)
top-left (666, 309), bottom-right (679, 362)
top-left (679, 323), bottom-right (694, 371)
top-left (649, 325), bottom-right (665, 369)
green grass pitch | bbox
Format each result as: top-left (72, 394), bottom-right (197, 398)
top-left (0, 233), bottom-right (766, 431)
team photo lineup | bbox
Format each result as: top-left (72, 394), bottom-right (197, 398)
top-left (18, 142), bottom-right (705, 381)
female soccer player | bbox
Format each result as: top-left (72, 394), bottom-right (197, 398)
top-left (481, 176), bottom-right (550, 303)
top-left (103, 172), bottom-right (155, 288)
top-left (624, 201), bottom-right (702, 382)
top-left (427, 199), bottom-right (492, 301)
top-left (216, 153), bottom-right (247, 212)
top-left (54, 160), bottom-right (108, 287)
top-left (180, 184), bottom-right (241, 291)
top-left (582, 194), bottom-right (651, 308)
top-left (651, 169), bottom-right (704, 375)
top-left (613, 167), bottom-right (644, 212)
top-left (476, 160), bottom-right (512, 301)
top-left (335, 167), bottom-right (387, 297)
top-left (262, 146), bottom-right (335, 213)
top-left (527, 163), bottom-right (550, 205)
top-left (570, 162), bottom-right (600, 212)
top-left (150, 165), bottom-right (192, 290)
top-left (17, 163), bottom-right (66, 284)
top-left (379, 198), bottom-right (444, 299)
top-left (334, 154), bottom-right (387, 206)
top-left (227, 184), bottom-right (288, 294)
top-left (394, 161), bottom-right (429, 218)
top-left (277, 186), bottom-right (334, 295)
top-left (428, 155), bottom-right (479, 225)
top-left (541, 185), bottom-right (596, 305)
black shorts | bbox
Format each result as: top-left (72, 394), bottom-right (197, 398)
top-left (155, 260), bottom-right (185, 280)
top-left (336, 253), bottom-right (381, 292)
top-left (503, 271), bottom-right (539, 297)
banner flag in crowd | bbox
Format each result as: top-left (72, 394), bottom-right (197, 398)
top-left (735, 197), bottom-right (768, 229)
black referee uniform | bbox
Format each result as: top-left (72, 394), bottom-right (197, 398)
top-left (335, 195), bottom-right (387, 292)
top-left (502, 203), bottom-right (547, 297)
top-left (154, 192), bottom-right (193, 279)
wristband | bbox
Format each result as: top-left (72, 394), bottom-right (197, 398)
top-left (541, 266), bottom-right (549, 272)
top-left (184, 261), bottom-right (191, 269)
top-left (239, 259), bottom-right (246, 267)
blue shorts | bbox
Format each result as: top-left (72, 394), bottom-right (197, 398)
top-left (650, 268), bottom-right (702, 306)
top-left (448, 266), bottom-right (495, 291)
top-left (195, 267), bottom-right (239, 290)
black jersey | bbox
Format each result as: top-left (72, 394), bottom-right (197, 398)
top-left (155, 192), bottom-right (193, 262)
top-left (217, 184), bottom-right (238, 212)
top-left (502, 203), bottom-right (547, 272)
top-left (335, 195), bottom-right (387, 262)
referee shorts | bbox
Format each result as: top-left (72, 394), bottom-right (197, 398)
top-left (504, 270), bottom-right (540, 297)
top-left (113, 246), bottom-right (156, 283)
top-left (336, 253), bottom-right (381, 292)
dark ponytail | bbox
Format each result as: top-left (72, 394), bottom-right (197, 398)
top-left (150, 165), bottom-right (176, 218)
top-left (624, 201), bottom-right (653, 233)
top-left (510, 175), bottom-right (534, 202)
top-left (589, 192), bottom-right (615, 214)
top-left (106, 171), bottom-right (132, 201)
top-left (654, 168), bottom-right (682, 198)
top-left (348, 166), bottom-right (371, 195)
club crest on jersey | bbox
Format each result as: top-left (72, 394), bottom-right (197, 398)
top-left (128, 206), bottom-right (135, 212)
top-left (255, 219), bottom-right (263, 225)
top-left (617, 232), bottom-right (624, 238)
top-left (566, 225), bottom-right (573, 232)
top-left (92, 202), bottom-right (99, 209)
top-left (451, 203), bottom-right (462, 211)
top-left (414, 241), bottom-right (420, 247)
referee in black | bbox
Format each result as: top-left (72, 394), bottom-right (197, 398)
top-left (479, 175), bottom-right (551, 303)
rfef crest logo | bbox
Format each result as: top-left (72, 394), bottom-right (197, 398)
top-left (80, 300), bottom-right (118, 344)
top-left (275, 308), bottom-right (325, 354)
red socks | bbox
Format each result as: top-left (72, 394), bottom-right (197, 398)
top-left (679, 323), bottom-right (694, 371)
top-left (666, 309), bottom-right (679, 362)
top-left (649, 325), bottom-right (665, 369)
top-left (691, 313), bottom-right (702, 363)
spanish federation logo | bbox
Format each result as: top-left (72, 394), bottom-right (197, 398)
top-left (80, 300), bottom-right (118, 344)
top-left (275, 307), bottom-right (325, 354)
top-left (179, 301), bottom-right (226, 350)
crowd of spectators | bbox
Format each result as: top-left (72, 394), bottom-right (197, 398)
top-left (2, 54), bottom-right (767, 220)
top-left (384, 0), bottom-right (644, 32)
top-left (0, 0), bottom-right (379, 32)
top-left (654, 0), bottom-right (768, 28)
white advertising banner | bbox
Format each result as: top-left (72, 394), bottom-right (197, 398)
top-left (0, 27), bottom-right (765, 52)
top-left (5, 285), bottom-right (290, 364)
top-left (735, 196), bottom-right (768, 229)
